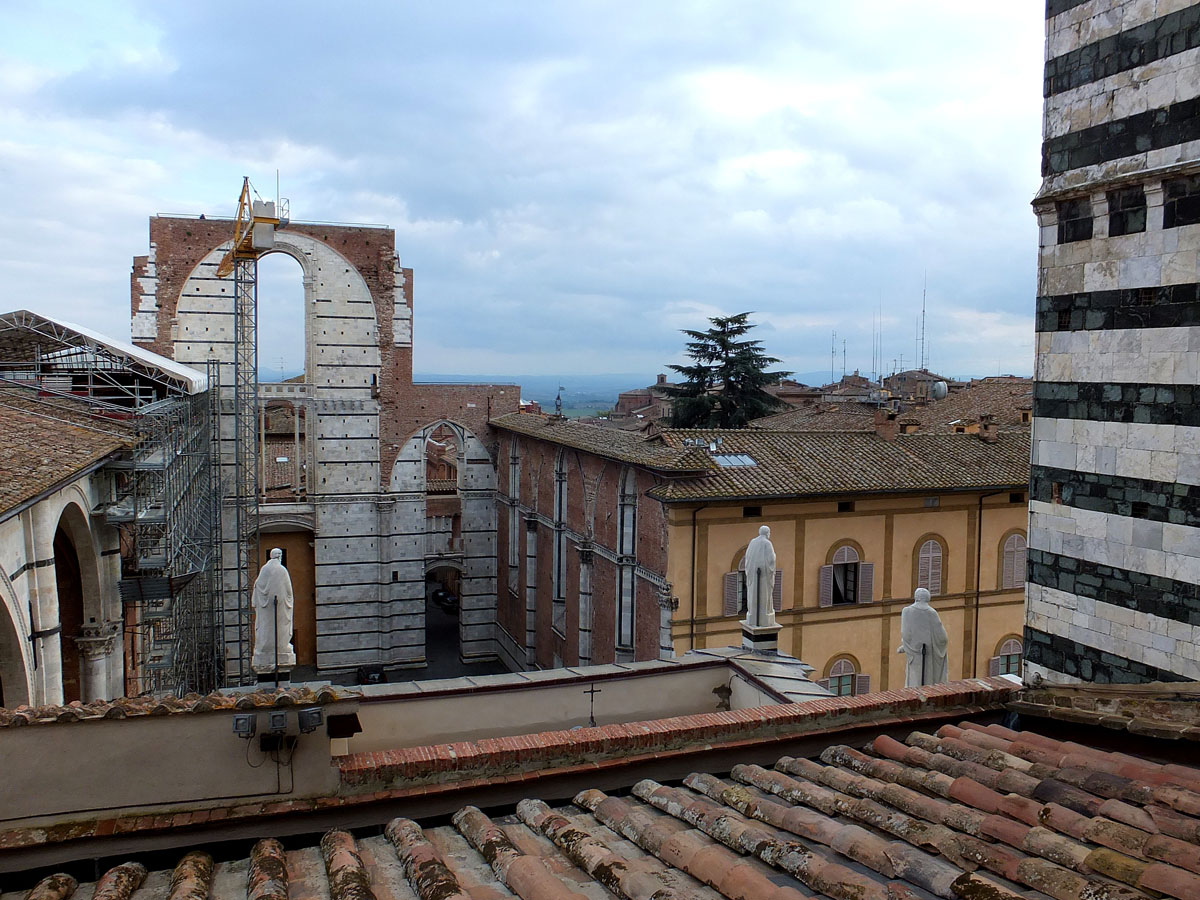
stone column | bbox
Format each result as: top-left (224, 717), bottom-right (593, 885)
top-left (27, 505), bottom-right (62, 705)
top-left (524, 515), bottom-right (538, 667)
top-left (293, 403), bottom-right (301, 497)
top-left (657, 584), bottom-right (678, 661)
top-left (577, 545), bottom-right (594, 666)
top-left (75, 621), bottom-right (120, 702)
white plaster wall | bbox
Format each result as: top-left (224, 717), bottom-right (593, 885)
top-left (0, 474), bottom-right (122, 706)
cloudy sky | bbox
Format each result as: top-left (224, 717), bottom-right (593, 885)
top-left (0, 1), bottom-right (1045, 382)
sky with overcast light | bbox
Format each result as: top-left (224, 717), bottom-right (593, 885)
top-left (0, 1), bottom-right (1046, 383)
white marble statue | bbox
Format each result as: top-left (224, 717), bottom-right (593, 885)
top-left (743, 525), bottom-right (777, 629)
top-left (252, 548), bottom-right (296, 672)
top-left (897, 588), bottom-right (949, 687)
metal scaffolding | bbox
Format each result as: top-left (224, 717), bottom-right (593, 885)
top-left (112, 365), bottom-right (222, 694)
top-left (229, 256), bottom-right (260, 686)
top-left (0, 310), bottom-right (223, 696)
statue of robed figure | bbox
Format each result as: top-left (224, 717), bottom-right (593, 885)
top-left (897, 587), bottom-right (949, 687)
top-left (743, 525), bottom-right (777, 629)
top-left (252, 548), bottom-right (296, 673)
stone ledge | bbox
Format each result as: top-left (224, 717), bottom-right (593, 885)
top-left (337, 676), bottom-right (1021, 791)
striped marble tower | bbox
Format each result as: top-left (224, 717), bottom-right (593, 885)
top-left (1026, 0), bottom-right (1200, 683)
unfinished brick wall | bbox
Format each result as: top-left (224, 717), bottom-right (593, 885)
top-left (131, 215), bottom-right (520, 677)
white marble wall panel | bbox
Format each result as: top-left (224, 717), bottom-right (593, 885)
top-left (1045, 46), bottom-right (1200, 139)
top-left (1048, 0), bottom-right (1197, 59)
top-left (1033, 416), bottom-right (1200, 484)
top-left (1029, 499), bottom-right (1200, 582)
top-left (1027, 581), bottom-right (1200, 678)
top-left (1035, 326), bottom-right (1200, 384)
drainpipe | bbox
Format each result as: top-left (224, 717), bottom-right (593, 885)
top-left (689, 504), bottom-right (705, 651)
top-left (974, 490), bottom-right (1005, 676)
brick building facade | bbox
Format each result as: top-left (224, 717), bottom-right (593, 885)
top-left (1026, 0), bottom-right (1200, 683)
top-left (494, 413), bottom-right (1030, 688)
top-left (493, 418), bottom-right (682, 670)
top-left (131, 215), bottom-right (519, 677)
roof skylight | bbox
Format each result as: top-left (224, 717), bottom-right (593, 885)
top-left (713, 453), bottom-right (756, 467)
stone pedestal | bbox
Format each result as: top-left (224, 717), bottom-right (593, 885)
top-left (741, 621), bottom-right (782, 654)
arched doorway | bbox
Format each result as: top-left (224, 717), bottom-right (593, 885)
top-left (54, 524), bottom-right (84, 703)
top-left (256, 531), bottom-right (317, 670)
top-left (425, 563), bottom-right (463, 677)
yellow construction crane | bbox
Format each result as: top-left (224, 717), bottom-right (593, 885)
top-left (220, 175), bottom-right (288, 685)
top-left (216, 177), bottom-right (285, 278)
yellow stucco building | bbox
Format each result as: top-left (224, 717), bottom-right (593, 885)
top-left (494, 397), bottom-right (1030, 694)
top-left (653, 420), bottom-right (1029, 693)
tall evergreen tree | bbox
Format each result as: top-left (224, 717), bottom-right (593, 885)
top-left (663, 312), bottom-right (790, 428)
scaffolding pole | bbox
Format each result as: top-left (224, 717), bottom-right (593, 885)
top-left (231, 256), bottom-right (260, 685)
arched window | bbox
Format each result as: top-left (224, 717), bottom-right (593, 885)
top-left (1001, 533), bottom-right (1027, 589)
top-left (507, 441), bottom-right (521, 592)
top-left (817, 657), bottom-right (870, 696)
top-left (616, 468), bottom-right (638, 650)
top-left (819, 544), bottom-right (873, 606)
top-left (990, 637), bottom-right (1023, 676)
top-left (552, 450), bottom-right (568, 635)
top-left (916, 539), bottom-right (944, 595)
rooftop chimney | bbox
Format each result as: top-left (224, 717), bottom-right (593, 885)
top-left (978, 413), bottom-right (998, 443)
top-left (874, 407), bottom-right (898, 442)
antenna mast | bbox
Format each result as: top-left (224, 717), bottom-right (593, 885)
top-left (920, 271), bottom-right (928, 370)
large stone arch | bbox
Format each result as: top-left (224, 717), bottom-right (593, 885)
top-left (0, 565), bottom-right (32, 708)
top-left (388, 420), bottom-right (499, 667)
top-left (171, 232), bottom-right (382, 389)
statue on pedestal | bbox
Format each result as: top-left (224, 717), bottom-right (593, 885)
top-left (743, 525), bottom-right (778, 629)
top-left (897, 588), bottom-right (949, 687)
top-left (252, 548), bottom-right (296, 673)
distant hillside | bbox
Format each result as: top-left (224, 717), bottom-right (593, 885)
top-left (414, 373), bottom-right (658, 410)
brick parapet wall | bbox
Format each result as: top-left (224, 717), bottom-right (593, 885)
top-left (0, 678), bottom-right (1019, 854)
top-left (337, 676), bottom-right (1021, 792)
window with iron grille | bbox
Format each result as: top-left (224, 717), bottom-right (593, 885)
top-left (1057, 197), bottom-right (1093, 243)
top-left (1107, 186), bottom-right (1146, 237)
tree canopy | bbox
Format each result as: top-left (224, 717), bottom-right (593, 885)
top-left (662, 312), bottom-right (791, 428)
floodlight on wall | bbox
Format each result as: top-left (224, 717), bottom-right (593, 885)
top-left (298, 707), bottom-right (323, 734)
top-left (267, 711), bottom-right (289, 734)
top-left (232, 714), bottom-right (256, 739)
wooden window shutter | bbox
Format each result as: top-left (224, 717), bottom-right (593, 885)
top-left (929, 544), bottom-right (942, 595)
top-left (819, 565), bottom-right (834, 607)
top-left (723, 572), bottom-right (739, 617)
top-left (918, 540), bottom-right (942, 595)
top-left (854, 674), bottom-right (871, 695)
top-left (816, 677), bottom-right (831, 691)
top-left (772, 570), bottom-right (783, 611)
top-left (1002, 542), bottom-right (1014, 589)
top-left (857, 562), bottom-right (874, 602)
top-left (988, 656), bottom-right (1002, 677)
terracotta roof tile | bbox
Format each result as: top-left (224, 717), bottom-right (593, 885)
top-left (0, 387), bottom-right (137, 516)
top-left (22, 683), bottom-right (1200, 900)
